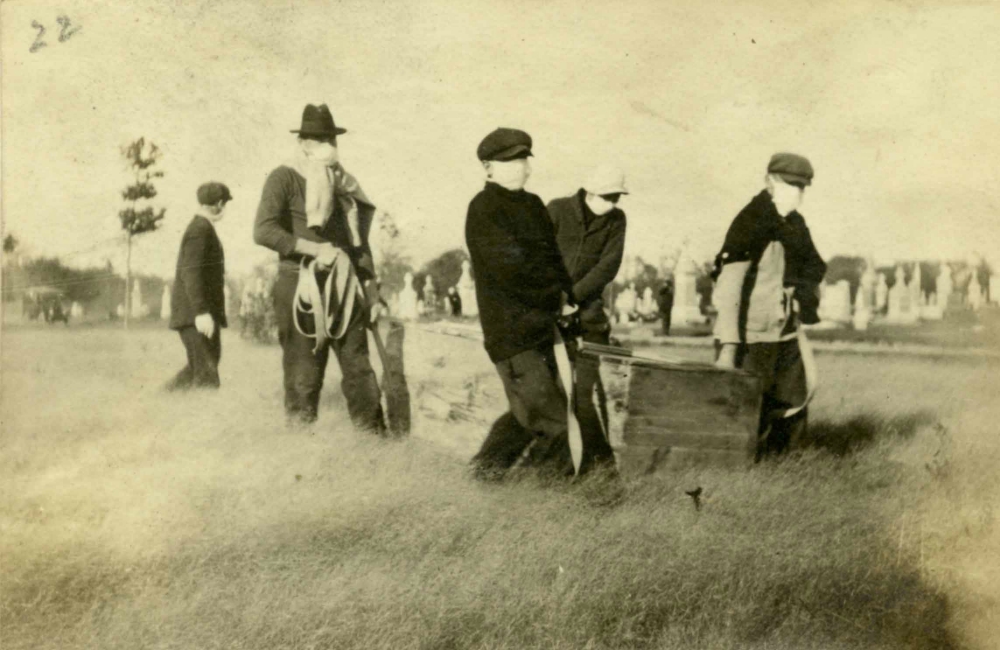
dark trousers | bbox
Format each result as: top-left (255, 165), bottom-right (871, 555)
top-left (472, 345), bottom-right (571, 479)
top-left (660, 296), bottom-right (673, 335)
top-left (167, 325), bottom-right (221, 390)
top-left (568, 329), bottom-right (617, 472)
top-left (738, 339), bottom-right (808, 459)
top-left (273, 268), bottom-right (385, 433)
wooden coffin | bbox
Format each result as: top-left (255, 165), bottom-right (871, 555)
top-left (579, 343), bottom-right (762, 474)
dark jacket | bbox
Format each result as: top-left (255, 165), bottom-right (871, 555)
top-left (712, 190), bottom-right (826, 343)
top-left (548, 189), bottom-right (626, 331)
top-left (253, 166), bottom-right (376, 279)
top-left (170, 215), bottom-right (227, 330)
top-left (465, 182), bottom-right (574, 363)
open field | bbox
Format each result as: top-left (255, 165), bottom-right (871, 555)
top-left (2, 324), bottom-right (998, 649)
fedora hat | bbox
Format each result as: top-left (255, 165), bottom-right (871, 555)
top-left (291, 104), bottom-right (348, 137)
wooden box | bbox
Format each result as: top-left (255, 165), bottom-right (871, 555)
top-left (579, 343), bottom-right (762, 474)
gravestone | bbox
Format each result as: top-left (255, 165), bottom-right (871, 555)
top-left (615, 285), bottom-right (637, 323)
top-left (70, 301), bottom-right (84, 319)
top-left (823, 280), bottom-right (852, 324)
top-left (921, 291), bottom-right (943, 320)
top-left (908, 264), bottom-right (923, 322)
top-left (938, 264), bottom-right (953, 312)
top-left (161, 284), bottom-right (172, 321)
top-left (886, 268), bottom-right (907, 323)
top-left (671, 251), bottom-right (703, 326)
top-left (130, 280), bottom-right (144, 319)
top-left (852, 285), bottom-right (871, 330)
top-left (859, 263), bottom-right (877, 313)
top-left (457, 260), bottom-right (478, 317)
top-left (875, 273), bottom-right (889, 314)
top-left (423, 276), bottom-right (437, 315)
top-left (638, 287), bottom-right (655, 317)
top-left (397, 272), bottom-right (418, 321)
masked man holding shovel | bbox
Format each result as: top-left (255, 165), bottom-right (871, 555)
top-left (254, 104), bottom-right (390, 433)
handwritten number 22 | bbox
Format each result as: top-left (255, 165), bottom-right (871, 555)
top-left (30, 16), bottom-right (80, 53)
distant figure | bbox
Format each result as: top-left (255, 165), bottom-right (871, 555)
top-left (166, 182), bottom-right (230, 391)
top-left (446, 286), bottom-right (462, 316)
top-left (712, 153), bottom-right (826, 460)
top-left (658, 277), bottom-right (675, 335)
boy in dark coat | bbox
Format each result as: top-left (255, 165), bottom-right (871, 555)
top-left (465, 127), bottom-right (577, 481)
top-left (167, 182), bottom-right (230, 390)
top-left (547, 164), bottom-right (628, 472)
top-left (712, 153), bottom-right (826, 458)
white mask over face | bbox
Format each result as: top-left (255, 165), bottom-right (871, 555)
top-left (303, 140), bottom-right (339, 166)
top-left (585, 193), bottom-right (616, 216)
top-left (487, 158), bottom-right (531, 191)
top-left (769, 176), bottom-right (803, 217)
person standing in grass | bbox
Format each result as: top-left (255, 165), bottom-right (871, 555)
top-left (167, 182), bottom-right (231, 390)
top-left (546, 164), bottom-right (629, 473)
top-left (253, 104), bottom-right (386, 432)
top-left (465, 127), bottom-right (577, 481)
top-left (712, 153), bottom-right (826, 459)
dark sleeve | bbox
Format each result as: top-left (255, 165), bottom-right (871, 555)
top-left (179, 223), bottom-right (209, 315)
top-left (572, 214), bottom-right (625, 303)
top-left (253, 168), bottom-right (297, 256)
top-left (784, 214), bottom-right (827, 284)
top-left (711, 208), bottom-right (764, 279)
top-left (466, 199), bottom-right (572, 310)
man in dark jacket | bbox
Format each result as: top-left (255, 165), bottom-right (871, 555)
top-left (547, 164), bottom-right (628, 471)
top-left (712, 153), bottom-right (827, 458)
top-left (167, 182), bottom-right (230, 390)
top-left (465, 127), bottom-right (577, 481)
top-left (253, 104), bottom-right (386, 432)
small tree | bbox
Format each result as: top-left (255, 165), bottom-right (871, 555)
top-left (119, 137), bottom-right (166, 329)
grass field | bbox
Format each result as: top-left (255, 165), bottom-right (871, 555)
top-left (1, 323), bottom-right (998, 649)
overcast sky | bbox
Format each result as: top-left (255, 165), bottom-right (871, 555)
top-left (3, 0), bottom-right (999, 279)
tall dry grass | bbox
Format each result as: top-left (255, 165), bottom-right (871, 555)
top-left (1, 326), bottom-right (997, 649)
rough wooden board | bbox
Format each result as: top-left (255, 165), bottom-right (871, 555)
top-left (615, 445), bottom-right (752, 474)
top-left (585, 345), bottom-right (762, 473)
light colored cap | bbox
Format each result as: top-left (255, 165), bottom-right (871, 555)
top-left (584, 164), bottom-right (628, 196)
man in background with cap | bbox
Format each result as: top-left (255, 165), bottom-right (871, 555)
top-left (166, 182), bottom-right (231, 390)
top-left (465, 127), bottom-right (577, 480)
top-left (711, 153), bottom-right (827, 459)
top-left (254, 104), bottom-right (386, 432)
top-left (546, 164), bottom-right (629, 472)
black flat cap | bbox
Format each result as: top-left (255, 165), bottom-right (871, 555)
top-left (477, 127), bottom-right (533, 162)
top-left (767, 153), bottom-right (814, 186)
top-left (197, 182), bottom-right (232, 206)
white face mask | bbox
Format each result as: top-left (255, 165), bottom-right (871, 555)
top-left (303, 140), bottom-right (339, 165)
top-left (585, 194), bottom-right (616, 216)
top-left (487, 158), bottom-right (531, 191)
top-left (769, 177), bottom-right (803, 217)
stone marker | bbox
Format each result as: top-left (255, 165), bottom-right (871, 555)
top-left (161, 284), bottom-right (172, 320)
top-left (397, 272), bottom-right (418, 321)
top-left (457, 260), bottom-right (478, 317)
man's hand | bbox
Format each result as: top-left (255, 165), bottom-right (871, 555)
top-left (195, 313), bottom-right (215, 338)
top-left (314, 243), bottom-right (341, 270)
top-left (715, 343), bottom-right (737, 370)
top-left (369, 301), bottom-right (386, 324)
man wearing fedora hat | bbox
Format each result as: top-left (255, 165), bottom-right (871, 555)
top-left (465, 127), bottom-right (579, 481)
top-left (166, 182), bottom-right (231, 391)
top-left (546, 164), bottom-right (629, 472)
top-left (711, 153), bottom-right (827, 459)
top-left (253, 104), bottom-right (386, 432)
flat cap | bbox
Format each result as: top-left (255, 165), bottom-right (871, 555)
top-left (767, 153), bottom-right (813, 186)
top-left (197, 182), bottom-right (233, 206)
top-left (477, 127), bottom-right (533, 162)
